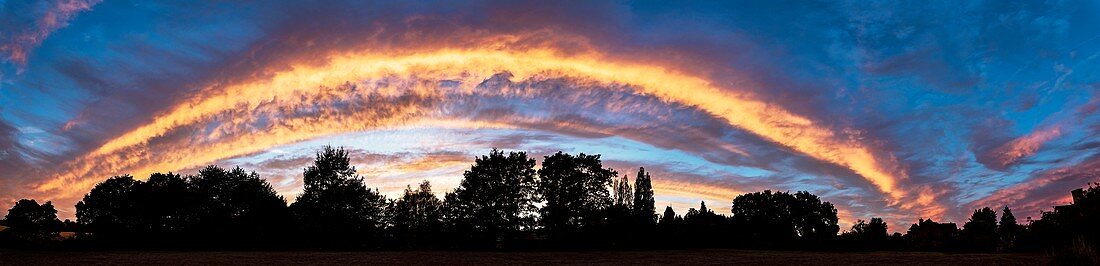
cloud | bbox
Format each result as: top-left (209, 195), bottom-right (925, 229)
top-left (0, 117), bottom-right (27, 176)
top-left (970, 153), bottom-right (1100, 218)
top-left (978, 125), bottom-right (1063, 171)
top-left (0, 0), bottom-right (101, 67)
top-left (0, 1), bottom-right (934, 219)
top-left (0, 116), bottom-right (47, 212)
top-left (31, 45), bottom-right (925, 215)
top-left (13, 0), bottom-right (1100, 225)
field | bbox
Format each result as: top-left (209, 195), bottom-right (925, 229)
top-left (0, 249), bottom-right (1050, 265)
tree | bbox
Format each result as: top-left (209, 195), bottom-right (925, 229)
top-left (846, 217), bottom-right (888, 246)
top-left (865, 218), bottom-right (889, 240)
top-left (791, 191), bottom-right (840, 239)
top-left (655, 205), bottom-right (684, 247)
top-left (1020, 183), bottom-right (1100, 254)
top-left (4, 199), bottom-right (61, 241)
top-left (730, 190), bottom-right (839, 244)
top-left (391, 181), bottom-right (443, 248)
top-left (76, 175), bottom-right (141, 235)
top-left (869, 218), bottom-right (889, 238)
top-left (605, 172), bottom-right (637, 247)
top-left (291, 146), bottom-right (387, 245)
top-left (613, 175), bottom-right (632, 208)
top-left (961, 207), bottom-right (998, 252)
top-left (537, 151), bottom-right (617, 240)
top-left (682, 201), bottom-right (729, 247)
top-left (999, 206), bottom-right (1019, 251)
top-left (633, 167), bottom-right (655, 225)
top-left (660, 206), bottom-right (678, 226)
top-left (131, 172), bottom-right (195, 236)
top-left (442, 149), bottom-right (537, 247)
top-left (189, 166), bottom-right (289, 244)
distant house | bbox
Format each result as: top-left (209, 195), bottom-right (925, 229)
top-left (906, 219), bottom-right (959, 251)
top-left (1052, 188), bottom-right (1087, 214)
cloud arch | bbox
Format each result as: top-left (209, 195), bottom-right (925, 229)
top-left (37, 45), bottom-right (928, 214)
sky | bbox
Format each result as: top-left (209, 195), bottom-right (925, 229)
top-left (1, 0), bottom-right (1099, 231)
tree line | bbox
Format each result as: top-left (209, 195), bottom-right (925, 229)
top-left (1, 146), bottom-right (1097, 257)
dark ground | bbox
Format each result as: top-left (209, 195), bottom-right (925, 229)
top-left (0, 249), bottom-right (1050, 265)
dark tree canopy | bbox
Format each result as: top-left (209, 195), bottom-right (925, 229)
top-left (681, 201), bottom-right (728, 246)
top-left (4, 199), bottom-right (61, 241)
top-left (962, 207), bottom-right (998, 252)
top-left (632, 167), bottom-right (656, 225)
top-left (190, 166), bottom-right (289, 242)
top-left (73, 168), bottom-right (289, 246)
top-left (443, 149), bottom-right (537, 245)
top-left (72, 168), bottom-right (288, 246)
top-left (730, 190), bottom-right (839, 243)
top-left (612, 174), bottom-right (632, 208)
top-left (999, 206), bottom-right (1019, 250)
top-left (660, 206), bottom-right (679, 226)
top-left (132, 173), bottom-right (194, 234)
top-left (291, 146), bottom-right (387, 244)
top-left (76, 175), bottom-right (141, 234)
top-left (846, 217), bottom-right (888, 245)
top-left (391, 181), bottom-right (443, 248)
top-left (1022, 183), bottom-right (1100, 255)
top-left (9, 147), bottom-right (1099, 258)
top-left (537, 151), bottom-right (617, 239)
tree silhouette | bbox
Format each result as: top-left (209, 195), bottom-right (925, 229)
top-left (844, 217), bottom-right (888, 249)
top-left (76, 175), bottom-right (141, 236)
top-left (632, 167), bottom-right (656, 225)
top-left (1021, 183), bottom-right (1100, 260)
top-left (655, 205), bottom-right (684, 247)
top-left (131, 173), bottom-right (194, 237)
top-left (391, 181), bottom-right (443, 248)
top-left (12, 146), bottom-right (1100, 253)
top-left (682, 201), bottom-right (729, 247)
top-left (613, 174), bottom-right (633, 208)
top-left (604, 171), bottom-right (637, 248)
top-left (189, 166), bottom-right (289, 245)
top-left (442, 149), bottom-right (537, 248)
top-left (660, 206), bottom-right (679, 226)
top-left (3, 199), bottom-right (61, 241)
top-left (850, 218), bottom-right (888, 239)
top-left (291, 146), bottom-right (386, 246)
top-left (730, 190), bottom-right (839, 245)
top-left (999, 206), bottom-right (1019, 251)
top-left (961, 207), bottom-right (998, 252)
top-left (537, 151), bottom-right (616, 241)
top-left (791, 191), bottom-right (840, 240)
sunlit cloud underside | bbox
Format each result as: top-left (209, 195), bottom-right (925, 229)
top-left (2, 1), bottom-right (1099, 230)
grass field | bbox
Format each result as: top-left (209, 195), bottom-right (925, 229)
top-left (0, 249), bottom-right (1050, 265)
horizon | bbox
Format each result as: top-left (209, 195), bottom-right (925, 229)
top-left (2, 1), bottom-right (1099, 232)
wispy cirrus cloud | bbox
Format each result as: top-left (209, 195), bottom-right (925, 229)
top-left (4, 1), bottom-right (1100, 228)
top-left (0, 0), bottom-right (101, 67)
top-left (35, 45), bottom-right (923, 214)
top-left (979, 125), bottom-right (1063, 171)
top-left (970, 153), bottom-right (1100, 218)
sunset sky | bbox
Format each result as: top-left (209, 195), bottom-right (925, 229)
top-left (1, 1), bottom-right (1098, 230)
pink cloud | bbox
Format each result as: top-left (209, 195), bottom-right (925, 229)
top-left (0, 0), bottom-right (101, 67)
top-left (984, 125), bottom-right (1062, 170)
top-left (970, 154), bottom-right (1100, 219)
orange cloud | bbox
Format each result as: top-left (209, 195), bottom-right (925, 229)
top-left (35, 37), bottom-right (928, 216)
